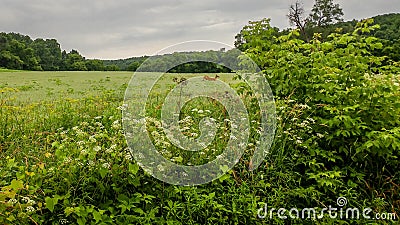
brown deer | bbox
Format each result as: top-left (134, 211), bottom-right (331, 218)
top-left (203, 74), bottom-right (220, 81)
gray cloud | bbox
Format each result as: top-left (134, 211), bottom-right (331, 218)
top-left (1, 0), bottom-right (399, 59)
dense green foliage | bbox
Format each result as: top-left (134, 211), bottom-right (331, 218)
top-left (104, 50), bottom-right (239, 73)
top-left (308, 0), bottom-right (344, 26)
top-left (239, 17), bottom-right (400, 222)
top-left (236, 13), bottom-right (400, 62)
top-left (103, 56), bottom-right (148, 71)
top-left (0, 33), bottom-right (118, 71)
top-left (137, 50), bottom-right (240, 73)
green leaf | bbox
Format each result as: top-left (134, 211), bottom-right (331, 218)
top-left (93, 210), bottom-right (102, 223)
top-left (10, 179), bottom-right (23, 191)
top-left (99, 168), bottom-right (107, 179)
top-left (45, 197), bottom-right (58, 213)
top-left (128, 163), bottom-right (139, 175)
top-left (77, 218), bottom-right (86, 225)
top-left (218, 174), bottom-right (230, 182)
top-left (172, 156), bottom-right (183, 163)
top-left (219, 165), bottom-right (229, 173)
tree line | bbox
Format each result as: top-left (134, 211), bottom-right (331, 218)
top-left (0, 32), bottom-right (238, 73)
top-left (0, 33), bottom-right (120, 71)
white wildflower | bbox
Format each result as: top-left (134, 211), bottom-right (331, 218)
top-left (94, 122), bottom-right (104, 128)
top-left (151, 131), bottom-right (160, 138)
top-left (125, 153), bottom-right (133, 160)
top-left (7, 198), bottom-right (17, 204)
top-left (75, 130), bottom-right (85, 136)
top-left (89, 136), bottom-right (97, 143)
top-left (22, 197), bottom-right (30, 203)
top-left (117, 104), bottom-right (128, 110)
top-left (154, 120), bottom-right (161, 128)
top-left (93, 146), bottom-right (101, 152)
top-left (180, 127), bottom-right (190, 131)
top-left (26, 206), bottom-right (35, 212)
top-left (64, 157), bottom-right (72, 163)
top-left (112, 120), bottom-right (121, 129)
top-left (300, 122), bottom-right (308, 127)
top-left (199, 142), bottom-right (207, 148)
top-left (102, 163), bottom-right (111, 169)
top-left (298, 104), bottom-right (310, 109)
top-left (307, 117), bottom-right (316, 123)
top-left (28, 199), bottom-right (36, 205)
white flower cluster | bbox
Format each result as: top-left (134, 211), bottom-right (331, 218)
top-left (26, 206), bottom-right (35, 212)
top-left (7, 198), bottom-right (17, 204)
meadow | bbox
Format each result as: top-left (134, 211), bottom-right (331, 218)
top-left (0, 71), bottom-right (264, 224)
top-left (1, 67), bottom-right (399, 224)
top-left (0, 71), bottom-right (131, 102)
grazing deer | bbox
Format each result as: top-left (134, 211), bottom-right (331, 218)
top-left (203, 74), bottom-right (220, 81)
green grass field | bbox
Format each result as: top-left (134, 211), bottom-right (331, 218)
top-left (1, 71), bottom-right (131, 103)
top-left (1, 71), bottom-right (264, 224)
top-left (0, 71), bottom-right (237, 103)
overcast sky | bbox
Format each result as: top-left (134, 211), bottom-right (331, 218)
top-left (1, 0), bottom-right (399, 59)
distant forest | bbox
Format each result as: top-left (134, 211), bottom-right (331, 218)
top-left (1, 13), bottom-right (399, 72)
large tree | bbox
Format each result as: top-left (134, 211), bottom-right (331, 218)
top-left (308, 0), bottom-right (344, 26)
top-left (287, 0), bottom-right (344, 41)
top-left (287, 1), bottom-right (309, 41)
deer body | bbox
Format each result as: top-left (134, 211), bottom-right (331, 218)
top-left (203, 74), bottom-right (220, 81)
